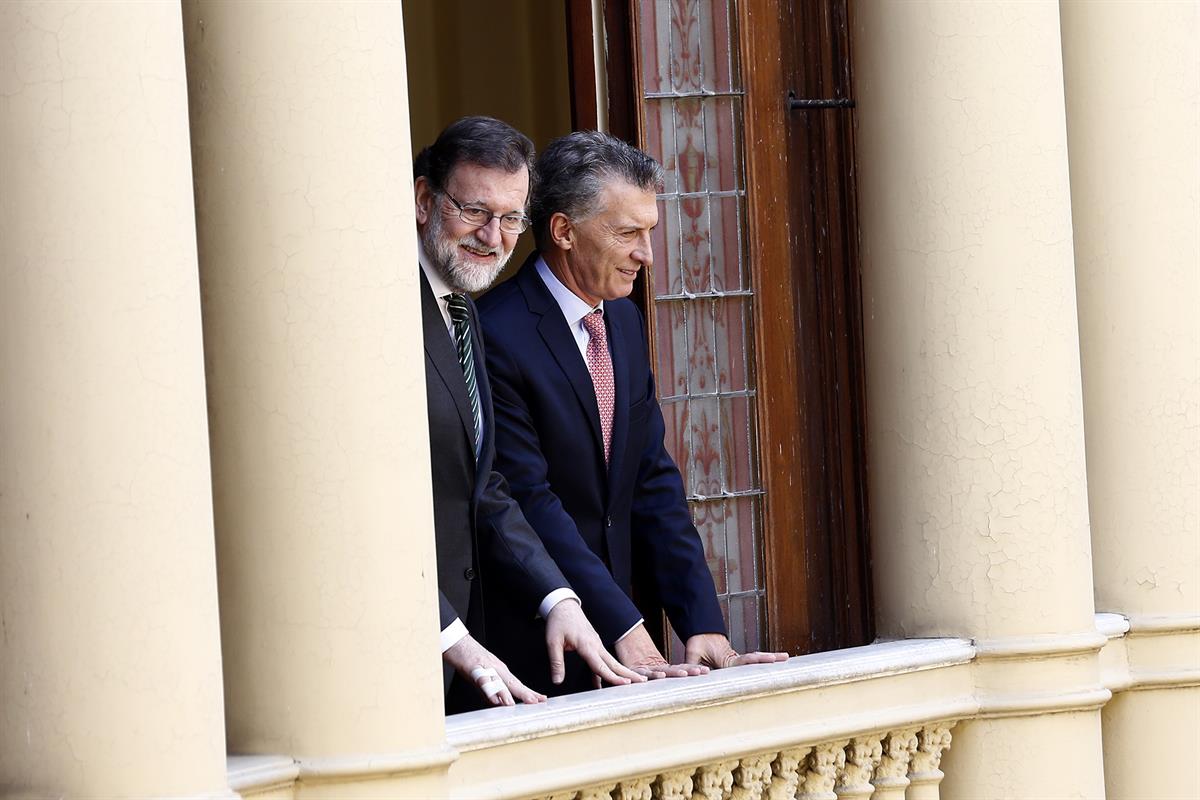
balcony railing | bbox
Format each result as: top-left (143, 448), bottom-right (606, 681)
top-left (227, 612), bottom-right (1198, 799)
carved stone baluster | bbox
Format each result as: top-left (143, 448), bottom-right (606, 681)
top-left (870, 728), bottom-right (919, 800)
top-left (834, 737), bottom-right (882, 799)
top-left (907, 725), bottom-right (954, 800)
top-left (616, 776), bottom-right (655, 800)
top-left (692, 761), bottom-right (737, 800)
top-left (654, 769), bottom-right (696, 800)
top-left (798, 741), bottom-right (847, 800)
top-left (579, 784), bottom-right (617, 800)
top-left (731, 754), bottom-right (775, 800)
top-left (767, 748), bottom-right (810, 800)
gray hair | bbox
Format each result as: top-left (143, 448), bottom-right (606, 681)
top-left (531, 130), bottom-right (664, 251)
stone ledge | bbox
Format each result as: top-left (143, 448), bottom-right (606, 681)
top-left (1094, 612), bottom-right (1200, 692)
top-left (297, 745), bottom-right (458, 781)
top-left (446, 638), bottom-right (975, 751)
top-left (225, 613), bottom-right (1197, 797)
top-left (227, 755), bottom-right (298, 794)
top-left (973, 629), bottom-right (1108, 660)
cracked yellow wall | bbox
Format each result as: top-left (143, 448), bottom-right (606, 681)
top-left (181, 0), bottom-right (446, 770)
top-left (1062, 3), bottom-right (1200, 798)
top-left (853, 1), bottom-right (1096, 642)
top-left (1062, 0), bottom-right (1199, 622)
top-left (0, 2), bottom-right (230, 795)
top-left (852, 4), bottom-right (1107, 796)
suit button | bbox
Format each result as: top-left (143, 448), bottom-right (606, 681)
top-left (464, 567), bottom-right (477, 580)
top-left (605, 516), bottom-right (612, 528)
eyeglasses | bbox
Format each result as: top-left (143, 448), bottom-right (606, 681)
top-left (441, 190), bottom-right (530, 235)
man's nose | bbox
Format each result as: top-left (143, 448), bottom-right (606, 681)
top-left (475, 217), bottom-right (503, 248)
top-left (632, 232), bottom-right (654, 269)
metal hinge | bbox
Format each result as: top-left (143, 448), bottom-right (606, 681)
top-left (788, 92), bottom-right (855, 110)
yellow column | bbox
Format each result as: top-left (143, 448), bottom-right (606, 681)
top-left (181, 2), bottom-right (448, 795)
top-left (0, 3), bottom-right (231, 797)
top-left (852, 3), bottom-right (1105, 797)
top-left (1061, 3), bottom-right (1200, 798)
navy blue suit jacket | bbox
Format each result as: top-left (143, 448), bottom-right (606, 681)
top-left (419, 269), bottom-right (568, 702)
top-left (477, 254), bottom-right (725, 676)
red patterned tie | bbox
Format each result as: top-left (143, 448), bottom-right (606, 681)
top-left (581, 310), bottom-right (614, 463)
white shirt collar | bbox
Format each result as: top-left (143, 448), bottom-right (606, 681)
top-left (535, 255), bottom-right (602, 325)
top-left (418, 240), bottom-right (454, 331)
top-left (419, 240), bottom-right (455, 298)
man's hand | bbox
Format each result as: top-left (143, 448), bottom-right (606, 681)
top-left (545, 599), bottom-right (646, 688)
top-left (615, 623), bottom-right (709, 679)
top-left (444, 633), bottom-right (546, 707)
top-left (684, 632), bottom-right (790, 670)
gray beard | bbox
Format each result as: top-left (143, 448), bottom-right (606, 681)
top-left (421, 211), bottom-right (512, 294)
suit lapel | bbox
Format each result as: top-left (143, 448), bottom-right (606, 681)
top-left (517, 259), bottom-right (607, 462)
top-left (420, 270), bottom-right (476, 452)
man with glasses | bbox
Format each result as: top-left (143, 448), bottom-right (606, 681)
top-left (413, 117), bottom-right (642, 713)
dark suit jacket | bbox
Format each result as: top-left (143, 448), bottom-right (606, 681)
top-left (420, 269), bottom-right (568, 706)
top-left (477, 254), bottom-right (725, 693)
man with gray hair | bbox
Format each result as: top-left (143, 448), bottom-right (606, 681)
top-left (477, 131), bottom-right (787, 694)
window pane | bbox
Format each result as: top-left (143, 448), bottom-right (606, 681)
top-left (639, 0), bottom-right (764, 652)
top-left (693, 500), bottom-right (727, 595)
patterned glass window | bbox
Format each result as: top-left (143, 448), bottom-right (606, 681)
top-left (636, 0), bottom-right (765, 655)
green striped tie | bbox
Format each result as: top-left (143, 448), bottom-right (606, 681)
top-left (446, 293), bottom-right (482, 454)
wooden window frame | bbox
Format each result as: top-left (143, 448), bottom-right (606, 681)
top-left (566, 0), bottom-right (873, 655)
top-left (760, 0), bottom-right (873, 654)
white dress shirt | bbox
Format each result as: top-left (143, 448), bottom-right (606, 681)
top-left (419, 244), bottom-right (457, 333)
top-left (535, 256), bottom-right (603, 358)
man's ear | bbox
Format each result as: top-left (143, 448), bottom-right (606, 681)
top-left (414, 176), bottom-right (433, 225)
top-left (549, 211), bottom-right (574, 251)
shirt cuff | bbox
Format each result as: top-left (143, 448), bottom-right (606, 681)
top-left (440, 618), bottom-right (469, 653)
top-left (614, 618), bottom-right (646, 643)
top-left (538, 588), bottom-right (581, 619)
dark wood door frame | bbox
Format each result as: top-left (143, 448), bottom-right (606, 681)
top-left (768, 0), bottom-right (873, 653)
top-left (565, 0), bottom-right (639, 141)
top-left (738, 0), bottom-right (815, 654)
top-left (565, 1), bottom-right (650, 320)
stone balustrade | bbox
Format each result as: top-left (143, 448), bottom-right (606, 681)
top-left (523, 726), bottom-right (954, 800)
top-left (227, 608), bottom-right (1200, 799)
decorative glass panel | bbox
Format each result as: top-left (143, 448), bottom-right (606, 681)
top-left (636, 0), bottom-right (765, 658)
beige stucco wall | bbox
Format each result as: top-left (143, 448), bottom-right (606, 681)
top-left (940, 712), bottom-right (1106, 799)
top-left (1100, 688), bottom-right (1200, 800)
top-left (1061, 4), bottom-right (1200, 798)
top-left (853, 1), bottom-right (1094, 641)
top-left (1061, 0), bottom-right (1199, 622)
top-left (852, 3), bottom-right (1105, 797)
top-left (0, 2), bottom-right (230, 796)
top-left (181, 0), bottom-right (446, 781)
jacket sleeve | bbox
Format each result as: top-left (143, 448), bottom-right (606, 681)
top-left (626, 310), bottom-right (727, 640)
top-left (439, 592), bottom-right (460, 631)
top-left (486, 336), bottom-right (644, 645)
top-left (475, 464), bottom-right (571, 614)
top-left (472, 313), bottom-right (572, 616)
